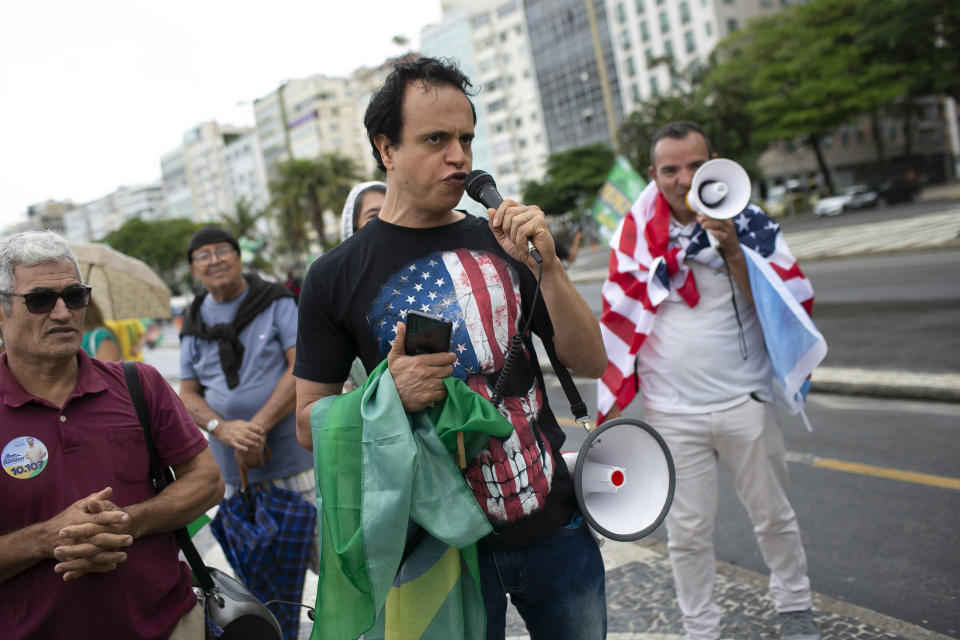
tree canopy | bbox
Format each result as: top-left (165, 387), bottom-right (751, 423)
top-left (268, 153), bottom-right (363, 264)
top-left (715, 1), bottom-right (904, 141)
top-left (857, 0), bottom-right (959, 100)
top-left (218, 196), bottom-right (263, 240)
top-left (522, 143), bottom-right (616, 216)
top-left (100, 217), bottom-right (202, 294)
top-left (706, 0), bottom-right (956, 190)
top-left (620, 0), bottom-right (959, 193)
top-left (619, 58), bottom-right (763, 181)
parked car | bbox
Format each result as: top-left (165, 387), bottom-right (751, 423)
top-left (842, 184), bottom-right (879, 210)
top-left (813, 184), bottom-right (879, 217)
top-left (813, 191), bottom-right (850, 217)
top-left (878, 177), bottom-right (921, 204)
top-left (764, 185), bottom-right (788, 217)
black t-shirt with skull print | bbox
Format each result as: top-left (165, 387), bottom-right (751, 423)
top-left (295, 213), bottom-right (577, 551)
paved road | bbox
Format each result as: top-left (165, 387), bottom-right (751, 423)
top-left (543, 382), bottom-right (960, 639)
top-left (142, 201), bottom-right (960, 640)
top-left (567, 203), bottom-right (960, 285)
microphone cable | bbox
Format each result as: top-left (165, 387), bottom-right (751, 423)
top-left (716, 246), bottom-right (749, 361)
top-left (264, 599), bottom-right (316, 621)
top-left (491, 255), bottom-right (543, 407)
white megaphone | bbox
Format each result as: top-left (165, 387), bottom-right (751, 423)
top-left (686, 158), bottom-right (752, 249)
top-left (562, 418), bottom-right (675, 542)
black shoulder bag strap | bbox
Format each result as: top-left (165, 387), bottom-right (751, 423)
top-left (122, 361), bottom-right (216, 593)
top-left (539, 336), bottom-right (591, 426)
top-left (522, 291), bottom-right (592, 428)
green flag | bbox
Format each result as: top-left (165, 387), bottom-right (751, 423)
top-left (309, 360), bottom-right (514, 640)
top-left (588, 156), bottom-right (646, 244)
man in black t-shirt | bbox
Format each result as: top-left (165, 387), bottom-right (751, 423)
top-left (294, 57), bottom-right (608, 640)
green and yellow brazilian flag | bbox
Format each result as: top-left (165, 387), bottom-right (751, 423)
top-left (588, 156), bottom-right (647, 245)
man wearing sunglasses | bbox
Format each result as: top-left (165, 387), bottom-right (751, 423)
top-left (0, 230), bottom-right (224, 639)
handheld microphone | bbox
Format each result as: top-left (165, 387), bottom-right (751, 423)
top-left (465, 169), bottom-right (542, 264)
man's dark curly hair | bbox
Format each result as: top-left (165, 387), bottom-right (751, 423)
top-left (363, 56), bottom-right (477, 173)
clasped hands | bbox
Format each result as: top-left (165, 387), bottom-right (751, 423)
top-left (50, 487), bottom-right (133, 582)
top-left (212, 419), bottom-right (267, 470)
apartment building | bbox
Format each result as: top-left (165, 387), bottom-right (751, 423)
top-left (62, 183), bottom-right (165, 243)
top-left (422, 0), bottom-right (551, 207)
top-left (224, 129), bottom-right (269, 215)
top-left (606, 0), bottom-right (788, 114)
top-left (160, 122), bottom-right (262, 223)
top-left (7, 200), bottom-right (75, 235)
top-left (253, 74), bottom-right (372, 184)
top-left (524, 0), bottom-right (624, 153)
top-left (759, 95), bottom-right (958, 190)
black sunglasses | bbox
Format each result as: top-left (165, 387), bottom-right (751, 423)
top-left (0, 284), bottom-right (92, 314)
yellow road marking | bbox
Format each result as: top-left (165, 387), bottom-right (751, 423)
top-left (556, 417), bottom-right (960, 491)
top-left (811, 458), bottom-right (960, 491)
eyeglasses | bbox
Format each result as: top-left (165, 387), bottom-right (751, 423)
top-left (0, 284), bottom-right (92, 314)
top-left (192, 246), bottom-right (236, 264)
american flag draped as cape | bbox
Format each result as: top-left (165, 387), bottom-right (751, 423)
top-left (597, 182), bottom-right (821, 422)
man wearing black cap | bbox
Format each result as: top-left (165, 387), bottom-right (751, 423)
top-left (178, 225), bottom-right (316, 637)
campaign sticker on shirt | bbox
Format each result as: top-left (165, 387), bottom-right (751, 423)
top-left (2, 436), bottom-right (49, 479)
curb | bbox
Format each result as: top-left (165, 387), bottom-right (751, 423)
top-left (810, 367), bottom-right (960, 403)
top-left (542, 362), bottom-right (960, 404)
top-left (564, 208), bottom-right (960, 284)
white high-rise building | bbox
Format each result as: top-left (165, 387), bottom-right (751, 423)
top-left (421, 0), bottom-right (550, 209)
top-left (606, 0), bottom-right (791, 114)
top-left (224, 129), bottom-right (269, 215)
top-left (62, 183), bottom-right (164, 243)
top-left (523, 0), bottom-right (624, 153)
top-left (160, 122), bottom-right (262, 223)
top-left (253, 74), bottom-right (372, 185)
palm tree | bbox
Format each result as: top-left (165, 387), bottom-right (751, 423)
top-left (268, 154), bottom-right (362, 264)
top-left (218, 197), bottom-right (263, 239)
top-left (317, 153), bottom-right (363, 241)
top-left (269, 171), bottom-right (313, 269)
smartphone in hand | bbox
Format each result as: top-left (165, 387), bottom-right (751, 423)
top-left (404, 310), bottom-right (453, 356)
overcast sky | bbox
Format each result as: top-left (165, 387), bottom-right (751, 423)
top-left (0, 0), bottom-right (443, 230)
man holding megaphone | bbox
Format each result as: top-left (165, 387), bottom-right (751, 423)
top-left (599, 122), bottom-right (821, 640)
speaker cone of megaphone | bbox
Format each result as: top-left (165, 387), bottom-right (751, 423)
top-left (686, 158), bottom-right (751, 221)
top-left (564, 418), bottom-right (675, 542)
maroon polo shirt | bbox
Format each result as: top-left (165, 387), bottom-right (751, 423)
top-left (0, 351), bottom-right (208, 640)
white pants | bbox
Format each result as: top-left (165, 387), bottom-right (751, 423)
top-left (647, 398), bottom-right (813, 640)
